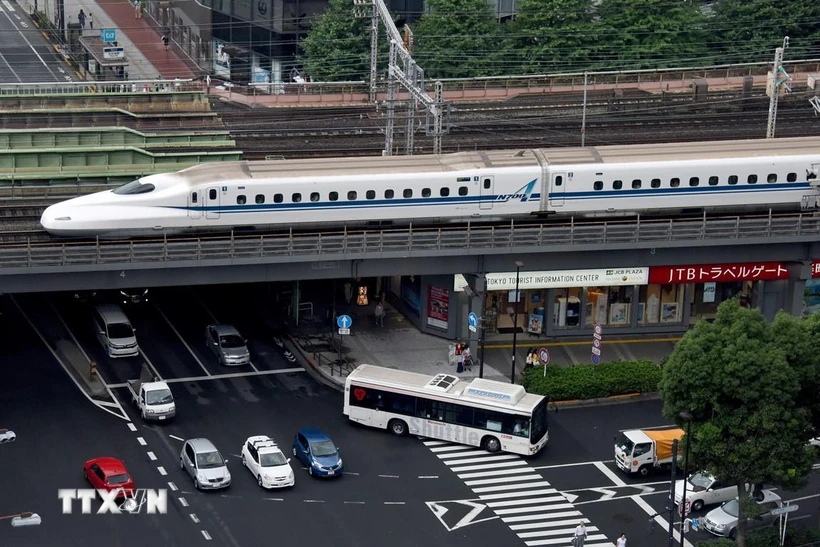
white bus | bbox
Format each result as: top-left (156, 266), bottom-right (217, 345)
top-left (343, 364), bottom-right (549, 455)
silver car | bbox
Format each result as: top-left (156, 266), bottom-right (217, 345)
top-left (702, 489), bottom-right (782, 539)
top-left (206, 324), bottom-right (250, 366)
top-left (179, 438), bottom-right (231, 490)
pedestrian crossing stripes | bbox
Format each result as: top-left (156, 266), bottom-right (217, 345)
top-left (422, 439), bottom-right (615, 547)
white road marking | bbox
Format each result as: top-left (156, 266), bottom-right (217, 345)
top-left (509, 518), bottom-right (591, 531)
top-left (630, 494), bottom-right (694, 547)
top-left (168, 482), bottom-right (178, 491)
top-left (179, 497), bottom-right (188, 507)
top-left (465, 474), bottom-right (542, 486)
top-left (384, 501), bottom-right (405, 505)
top-left (437, 450), bottom-right (496, 459)
top-left (344, 501), bottom-right (366, 504)
top-left (485, 495), bottom-right (567, 508)
top-left (418, 475), bottom-right (439, 479)
top-left (137, 437), bottom-right (147, 446)
top-left (303, 499), bottom-right (324, 503)
top-left (429, 445), bottom-right (474, 453)
top-left (154, 304), bottom-right (212, 376)
top-left (106, 368), bottom-right (305, 388)
top-left (500, 510), bottom-right (581, 523)
top-left (1, 0), bottom-right (15, 11)
top-left (343, 472), bottom-right (360, 476)
top-left (190, 514), bottom-right (200, 523)
top-left (127, 423), bottom-right (137, 432)
top-left (169, 435), bottom-right (185, 442)
top-left (494, 502), bottom-right (574, 515)
top-left (458, 467), bottom-right (536, 479)
top-left (450, 460), bottom-right (528, 473)
top-left (147, 452), bottom-right (157, 461)
top-left (420, 439), bottom-right (448, 446)
top-left (593, 461), bottom-right (627, 487)
top-left (157, 466), bottom-right (168, 476)
top-left (441, 454), bottom-right (520, 466)
top-left (138, 349), bottom-right (164, 381)
top-left (263, 498), bottom-right (284, 501)
top-left (472, 481), bottom-right (555, 494)
top-left (532, 460), bottom-right (614, 470)
top-left (478, 488), bottom-right (560, 501)
top-left (201, 530), bottom-right (212, 540)
top-left (378, 474), bottom-right (399, 478)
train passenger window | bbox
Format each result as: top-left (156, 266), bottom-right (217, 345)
top-left (209, 189), bottom-right (217, 200)
top-left (385, 189), bottom-right (394, 199)
top-left (422, 188), bottom-right (431, 197)
top-left (329, 192), bottom-right (339, 201)
top-left (593, 181), bottom-right (603, 191)
top-left (767, 173), bottom-right (777, 183)
top-left (708, 176), bottom-right (719, 186)
top-left (728, 175), bottom-right (738, 185)
top-left (310, 192), bottom-right (320, 202)
top-left (274, 193), bottom-right (283, 203)
top-left (404, 189), bottom-right (413, 198)
top-left (191, 192), bottom-right (198, 203)
top-left (787, 172), bottom-right (797, 182)
top-left (255, 194), bottom-right (265, 204)
top-left (670, 178), bottom-right (680, 188)
top-left (348, 191), bottom-right (357, 200)
top-left (366, 190), bottom-right (376, 200)
top-left (612, 180), bottom-right (623, 190)
top-left (689, 177), bottom-right (699, 187)
top-left (555, 176), bottom-right (563, 186)
top-left (440, 187), bottom-right (450, 197)
top-left (632, 179), bottom-right (641, 189)
top-left (292, 193), bottom-right (302, 202)
top-left (483, 179), bottom-right (491, 189)
top-left (748, 174), bottom-right (758, 184)
top-left (237, 195), bottom-right (247, 205)
top-left (650, 179), bottom-right (661, 188)
top-left (458, 187), bottom-right (468, 196)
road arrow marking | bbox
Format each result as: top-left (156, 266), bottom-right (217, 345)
top-left (591, 488), bottom-right (618, 500)
top-left (564, 492), bottom-right (579, 503)
top-left (426, 500), bottom-right (499, 531)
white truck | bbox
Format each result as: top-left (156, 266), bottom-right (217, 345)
top-left (127, 364), bottom-right (175, 421)
top-left (615, 427), bottom-right (684, 476)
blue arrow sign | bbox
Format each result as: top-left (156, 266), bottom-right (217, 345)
top-left (101, 28), bottom-right (117, 42)
top-left (337, 315), bottom-right (352, 329)
top-left (468, 312), bottom-right (478, 328)
top-left (591, 354), bottom-right (600, 365)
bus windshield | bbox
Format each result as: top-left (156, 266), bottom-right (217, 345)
top-left (530, 398), bottom-right (549, 443)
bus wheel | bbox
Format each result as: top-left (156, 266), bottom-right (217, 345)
top-left (388, 419), bottom-right (408, 436)
top-left (482, 436), bottom-right (501, 453)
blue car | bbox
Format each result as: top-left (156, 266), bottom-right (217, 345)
top-left (292, 428), bottom-right (343, 478)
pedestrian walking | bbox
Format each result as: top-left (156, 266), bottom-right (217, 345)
top-left (375, 302), bottom-right (385, 327)
top-left (162, 34), bottom-right (169, 51)
top-left (89, 12), bottom-right (93, 28)
top-left (616, 533), bottom-right (626, 547)
top-left (78, 9), bottom-right (86, 28)
top-left (572, 522), bottom-right (587, 547)
top-left (134, 0), bottom-right (141, 19)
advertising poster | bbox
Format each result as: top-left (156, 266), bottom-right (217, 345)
top-left (213, 40), bottom-right (230, 78)
top-left (427, 286), bottom-right (449, 330)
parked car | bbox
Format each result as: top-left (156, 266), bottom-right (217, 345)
top-left (241, 435), bottom-right (295, 489)
top-left (292, 428), bottom-right (343, 478)
top-left (703, 489), bottom-right (782, 539)
top-left (83, 457), bottom-right (134, 497)
top-left (674, 471), bottom-right (740, 512)
top-left (179, 438), bottom-right (231, 490)
top-left (205, 324), bottom-right (250, 366)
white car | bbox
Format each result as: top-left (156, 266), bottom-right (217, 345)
top-left (241, 436), bottom-right (295, 489)
top-left (674, 471), bottom-right (739, 512)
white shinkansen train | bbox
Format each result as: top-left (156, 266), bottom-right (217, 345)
top-left (40, 137), bottom-right (820, 238)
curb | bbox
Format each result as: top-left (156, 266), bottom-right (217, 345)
top-left (551, 392), bottom-right (662, 410)
top-left (285, 334), bottom-right (345, 392)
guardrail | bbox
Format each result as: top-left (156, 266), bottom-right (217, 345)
top-left (0, 212), bottom-right (817, 270)
top-left (0, 80), bottom-right (201, 96)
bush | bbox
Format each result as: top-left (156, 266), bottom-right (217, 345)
top-left (520, 360), bottom-right (662, 401)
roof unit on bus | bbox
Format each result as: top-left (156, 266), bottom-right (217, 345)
top-left (425, 373), bottom-right (460, 392)
top-left (462, 379), bottom-right (526, 405)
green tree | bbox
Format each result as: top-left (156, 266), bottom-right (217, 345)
top-left (505, 0), bottom-right (597, 74)
top-left (297, 0), bottom-right (373, 81)
top-left (411, 0), bottom-right (503, 78)
top-left (594, 0), bottom-right (710, 69)
top-left (659, 300), bottom-right (815, 547)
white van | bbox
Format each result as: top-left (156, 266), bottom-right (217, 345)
top-left (93, 304), bottom-right (139, 358)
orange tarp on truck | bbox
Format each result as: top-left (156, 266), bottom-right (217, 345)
top-left (644, 428), bottom-right (685, 461)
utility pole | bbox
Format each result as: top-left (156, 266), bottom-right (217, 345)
top-left (581, 71), bottom-right (588, 146)
top-left (354, 0), bottom-right (380, 104)
top-left (766, 36), bottom-right (791, 139)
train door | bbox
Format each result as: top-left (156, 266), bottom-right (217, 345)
top-left (205, 187), bottom-right (220, 219)
top-left (479, 176), bottom-right (494, 210)
top-left (188, 190), bottom-right (201, 219)
top-left (551, 172), bottom-right (566, 207)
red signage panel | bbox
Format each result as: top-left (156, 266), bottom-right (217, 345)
top-left (649, 262), bottom-right (789, 284)
top-left (812, 260), bottom-right (820, 278)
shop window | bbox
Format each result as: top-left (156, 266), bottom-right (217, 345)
top-left (689, 177), bottom-right (699, 187)
top-left (329, 192), bottom-right (339, 201)
top-left (255, 194), bottom-right (265, 204)
top-left (690, 281), bottom-right (755, 323)
top-left (553, 288), bottom-right (581, 329)
top-left (613, 180), bottom-right (623, 190)
top-left (440, 187), bottom-right (450, 197)
top-left (748, 174), bottom-right (758, 184)
top-left (670, 178), bottom-right (680, 188)
top-left (404, 189), bottom-right (413, 198)
top-left (594, 181), bottom-right (603, 191)
top-left (787, 172), bottom-right (797, 182)
top-left (632, 179), bottom-right (641, 189)
top-left (708, 176), bottom-right (719, 186)
top-left (348, 191), bottom-right (357, 200)
top-left (650, 179), bottom-right (661, 188)
top-left (385, 189), bottom-right (394, 199)
top-left (638, 284), bottom-right (685, 325)
top-left (292, 193), bottom-right (301, 203)
top-left (310, 192), bottom-right (320, 202)
top-left (728, 175), bottom-right (738, 185)
top-left (236, 195), bottom-right (246, 205)
top-left (366, 190), bottom-right (376, 200)
top-left (767, 173), bottom-right (777, 183)
top-left (422, 188), bottom-right (431, 197)
top-left (458, 186), bottom-right (468, 196)
top-left (585, 286), bottom-right (633, 327)
top-left (273, 193), bottom-right (283, 203)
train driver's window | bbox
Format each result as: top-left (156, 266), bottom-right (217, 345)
top-left (384, 189), bottom-right (394, 199)
top-left (422, 188), bottom-right (431, 197)
top-left (292, 193), bottom-right (302, 202)
top-left (310, 192), bottom-right (320, 202)
top-left (440, 187), bottom-right (450, 197)
top-left (748, 174), bottom-right (758, 184)
top-left (728, 175), bottom-right (738, 185)
top-left (458, 187), bottom-right (468, 196)
top-left (236, 195), bottom-right (247, 205)
top-left (255, 194), bottom-right (265, 204)
top-left (273, 193), bottom-right (283, 203)
top-left (404, 189), bottom-right (413, 198)
top-left (209, 189), bottom-right (217, 200)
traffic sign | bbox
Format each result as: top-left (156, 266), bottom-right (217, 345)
top-left (336, 315), bottom-right (352, 329)
top-left (100, 28), bottom-right (117, 42)
top-left (594, 324), bottom-right (603, 334)
top-left (771, 504), bottom-right (798, 516)
top-left (593, 339), bottom-right (601, 348)
top-left (468, 312), bottom-right (478, 333)
top-left (538, 347), bottom-right (550, 365)
top-left (591, 354), bottom-right (600, 364)
top-left (593, 333), bottom-right (602, 341)
top-left (591, 347), bottom-right (601, 356)
top-left (338, 328), bottom-right (350, 335)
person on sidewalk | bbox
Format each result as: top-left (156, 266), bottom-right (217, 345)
top-left (375, 302), bottom-right (385, 327)
top-left (162, 34), bottom-right (169, 51)
top-left (78, 9), bottom-right (86, 29)
top-left (88, 12), bottom-right (93, 28)
top-left (573, 522), bottom-right (588, 547)
top-left (134, 0), bottom-right (141, 19)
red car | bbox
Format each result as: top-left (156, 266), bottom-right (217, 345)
top-left (83, 457), bottom-right (134, 498)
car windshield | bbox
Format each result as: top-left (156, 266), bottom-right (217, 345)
top-left (146, 389), bottom-right (173, 405)
top-left (196, 451), bottom-right (224, 469)
top-left (108, 323), bottom-right (134, 338)
top-left (220, 335), bottom-right (244, 348)
top-left (310, 441), bottom-right (337, 457)
top-left (615, 433), bottom-right (635, 455)
top-left (721, 499), bottom-right (740, 517)
top-left (260, 452), bottom-right (288, 467)
top-left (108, 473), bottom-right (129, 485)
top-left (113, 180), bottom-right (155, 195)
top-left (688, 472), bottom-right (713, 491)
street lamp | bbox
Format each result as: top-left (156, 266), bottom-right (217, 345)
top-left (679, 411), bottom-right (693, 539)
top-left (510, 260), bottom-right (524, 384)
top-left (1, 512), bottom-right (41, 527)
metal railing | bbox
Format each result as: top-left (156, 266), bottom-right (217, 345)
top-left (0, 80), bottom-right (201, 96)
top-left (0, 212), bottom-right (817, 270)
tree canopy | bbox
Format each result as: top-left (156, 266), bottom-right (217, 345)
top-left (660, 300), bottom-right (817, 546)
top-left (297, 0), bottom-right (373, 81)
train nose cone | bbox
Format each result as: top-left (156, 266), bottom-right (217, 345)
top-left (40, 204), bottom-right (73, 234)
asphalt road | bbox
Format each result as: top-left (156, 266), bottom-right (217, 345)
top-left (0, 1), bottom-right (71, 83)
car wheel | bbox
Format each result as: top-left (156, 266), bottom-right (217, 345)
top-left (692, 500), bottom-right (704, 512)
top-left (482, 436), bottom-right (501, 453)
top-left (258, 476), bottom-right (263, 488)
top-left (389, 419), bottom-right (408, 436)
top-left (638, 465), bottom-right (651, 477)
